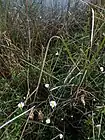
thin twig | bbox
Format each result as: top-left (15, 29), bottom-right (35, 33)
top-left (98, 113), bottom-right (103, 139)
top-left (19, 107), bottom-right (34, 140)
top-left (0, 106), bottom-right (35, 129)
top-left (21, 59), bottom-right (59, 81)
top-left (92, 111), bottom-right (95, 140)
top-left (26, 0), bottom-right (31, 103)
top-left (33, 36), bottom-right (61, 101)
top-left (91, 8), bottom-right (95, 48)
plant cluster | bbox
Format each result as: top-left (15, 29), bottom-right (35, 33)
top-left (0, 1), bottom-right (105, 140)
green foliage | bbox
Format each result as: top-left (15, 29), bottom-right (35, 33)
top-left (0, 1), bottom-right (105, 140)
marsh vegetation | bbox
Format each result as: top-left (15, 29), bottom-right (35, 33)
top-left (0, 0), bottom-right (105, 140)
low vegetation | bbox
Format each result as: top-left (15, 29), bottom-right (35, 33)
top-left (0, 1), bottom-right (105, 140)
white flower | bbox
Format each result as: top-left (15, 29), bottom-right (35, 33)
top-left (45, 84), bottom-right (49, 88)
top-left (55, 51), bottom-right (59, 56)
top-left (50, 100), bottom-right (57, 109)
top-left (46, 118), bottom-right (50, 124)
top-left (59, 134), bottom-right (63, 139)
top-left (100, 67), bottom-right (104, 72)
top-left (18, 102), bottom-right (24, 109)
top-left (93, 98), bottom-right (96, 101)
top-left (71, 115), bottom-right (73, 118)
